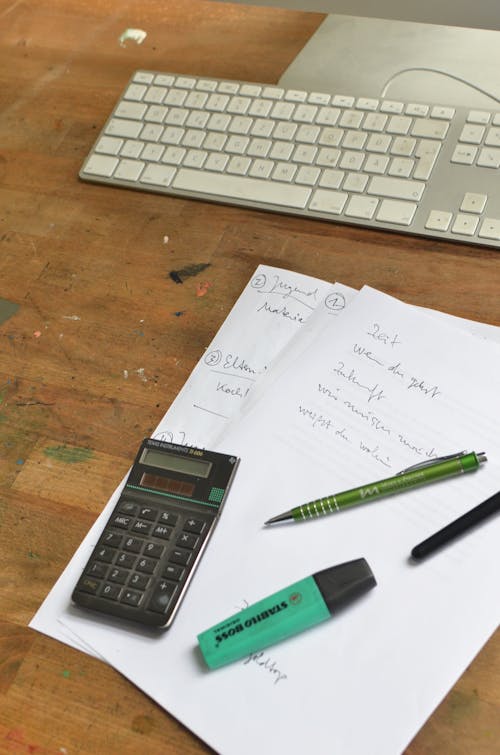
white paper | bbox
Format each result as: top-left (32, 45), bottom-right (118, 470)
top-left (60, 286), bottom-right (500, 755)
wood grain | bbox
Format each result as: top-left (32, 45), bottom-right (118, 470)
top-left (0, 1), bottom-right (498, 752)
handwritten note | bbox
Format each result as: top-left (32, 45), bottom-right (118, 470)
top-left (153, 266), bottom-right (334, 448)
top-left (58, 285), bottom-right (500, 755)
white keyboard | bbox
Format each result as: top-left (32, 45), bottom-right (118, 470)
top-left (80, 70), bottom-right (500, 250)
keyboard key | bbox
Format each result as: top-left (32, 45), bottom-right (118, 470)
top-left (87, 562), bottom-right (108, 578)
top-left (108, 567), bottom-right (129, 584)
top-left (121, 589), bottom-right (142, 607)
top-left (100, 583), bottom-right (121, 601)
top-left (105, 118), bottom-right (143, 139)
top-left (176, 532), bottom-right (199, 549)
top-left (425, 210), bottom-right (452, 232)
top-left (170, 548), bottom-right (193, 566)
top-left (95, 545), bottom-right (117, 563)
top-left (123, 536), bottom-right (143, 552)
top-left (115, 101), bottom-right (147, 120)
top-left (477, 147), bottom-right (500, 168)
top-left (82, 154), bottom-right (118, 177)
top-left (309, 189), bottom-right (348, 215)
top-left (129, 573), bottom-right (150, 590)
top-left (478, 218), bottom-right (500, 240)
top-left (148, 581), bottom-right (177, 614)
top-left (95, 136), bottom-right (123, 155)
top-left (172, 168), bottom-right (311, 208)
top-left (140, 164), bottom-right (176, 187)
top-left (376, 199), bottom-right (417, 226)
top-left (411, 118), bottom-right (449, 139)
top-left (183, 518), bottom-right (206, 534)
top-left (459, 124), bottom-right (486, 144)
top-left (78, 576), bottom-right (100, 595)
top-left (136, 557), bottom-right (157, 574)
top-left (163, 564), bottom-right (185, 581)
top-left (367, 176), bottom-right (425, 201)
top-left (101, 531), bottom-right (122, 547)
top-left (460, 193), bottom-right (487, 213)
top-left (114, 159), bottom-right (145, 182)
top-left (451, 214), bottom-right (479, 236)
top-left (345, 196), bottom-right (378, 219)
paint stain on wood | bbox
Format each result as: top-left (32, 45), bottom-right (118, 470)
top-left (169, 262), bottom-right (211, 283)
top-left (43, 445), bottom-right (93, 464)
top-left (0, 298), bottom-right (19, 326)
top-left (196, 281), bottom-right (211, 297)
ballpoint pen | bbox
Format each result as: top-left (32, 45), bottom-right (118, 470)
top-left (411, 488), bottom-right (500, 560)
top-left (264, 450), bottom-right (487, 525)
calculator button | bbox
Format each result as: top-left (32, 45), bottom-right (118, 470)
top-left (159, 511), bottom-right (179, 525)
top-left (129, 573), bottom-right (150, 590)
top-left (100, 583), bottom-right (121, 600)
top-left (132, 520), bottom-right (153, 535)
top-left (118, 501), bottom-right (139, 515)
top-left (163, 564), bottom-right (185, 581)
top-left (123, 536), bottom-right (144, 552)
top-left (87, 562), bottom-right (108, 578)
top-left (111, 514), bottom-right (133, 529)
top-left (143, 542), bottom-right (164, 558)
top-left (108, 567), bottom-right (129, 584)
top-left (139, 506), bottom-right (159, 521)
top-left (116, 552), bottom-right (137, 568)
top-left (101, 531), bottom-right (122, 547)
top-left (176, 532), bottom-right (199, 549)
top-left (148, 580), bottom-right (177, 614)
top-left (95, 545), bottom-right (116, 563)
top-left (121, 589), bottom-right (142, 607)
top-left (183, 517), bottom-right (206, 534)
top-left (152, 524), bottom-right (172, 540)
top-left (136, 557), bottom-right (157, 574)
top-left (170, 548), bottom-right (192, 566)
top-left (79, 576), bottom-right (100, 594)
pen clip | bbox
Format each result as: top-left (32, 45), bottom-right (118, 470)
top-left (397, 451), bottom-right (467, 475)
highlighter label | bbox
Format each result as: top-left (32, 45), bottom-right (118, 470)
top-left (214, 599), bottom-right (288, 648)
top-left (198, 576), bottom-right (331, 669)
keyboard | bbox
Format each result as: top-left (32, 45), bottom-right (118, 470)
top-left (80, 70), bottom-right (500, 250)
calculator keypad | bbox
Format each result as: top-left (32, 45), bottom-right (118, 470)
top-left (73, 497), bottom-right (213, 627)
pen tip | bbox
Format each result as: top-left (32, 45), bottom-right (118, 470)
top-left (264, 512), bottom-right (293, 525)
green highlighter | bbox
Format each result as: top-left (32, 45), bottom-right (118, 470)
top-left (197, 558), bottom-right (376, 669)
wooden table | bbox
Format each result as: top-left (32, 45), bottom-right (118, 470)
top-left (1, 1), bottom-right (498, 752)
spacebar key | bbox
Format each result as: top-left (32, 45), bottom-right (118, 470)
top-left (173, 168), bottom-right (310, 209)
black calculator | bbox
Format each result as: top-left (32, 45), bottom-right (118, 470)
top-left (72, 439), bottom-right (239, 628)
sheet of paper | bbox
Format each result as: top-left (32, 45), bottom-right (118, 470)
top-left (60, 286), bottom-right (500, 755)
top-left (30, 265), bottom-right (334, 649)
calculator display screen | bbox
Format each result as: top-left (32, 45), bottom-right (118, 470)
top-left (139, 448), bottom-right (212, 478)
top-left (140, 473), bottom-right (196, 497)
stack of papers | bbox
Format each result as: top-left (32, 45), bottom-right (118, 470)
top-left (31, 266), bottom-right (500, 755)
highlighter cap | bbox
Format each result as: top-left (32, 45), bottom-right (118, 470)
top-left (313, 557), bottom-right (376, 614)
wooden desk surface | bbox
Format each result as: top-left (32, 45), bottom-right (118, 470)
top-left (1, 1), bottom-right (498, 752)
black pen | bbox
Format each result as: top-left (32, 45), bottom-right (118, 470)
top-left (411, 490), bottom-right (500, 560)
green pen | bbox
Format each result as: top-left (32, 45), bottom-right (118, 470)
top-left (265, 450), bottom-right (487, 525)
